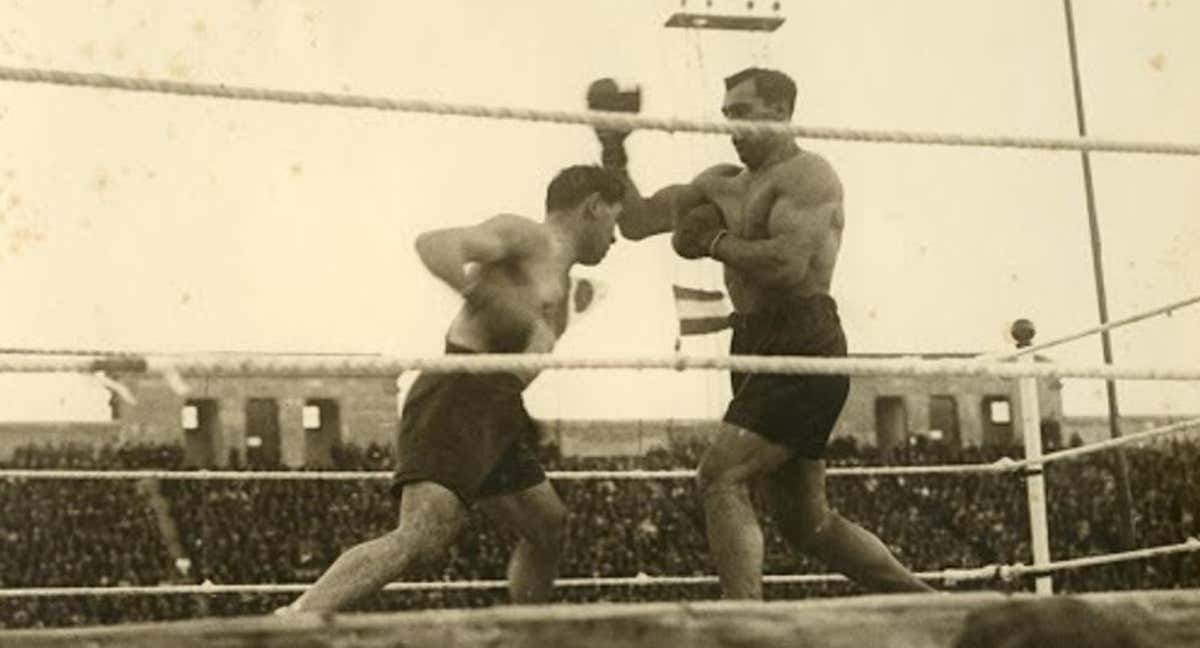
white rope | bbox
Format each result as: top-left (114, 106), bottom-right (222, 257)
top-left (2, 65), bottom-right (1199, 156)
top-left (0, 462), bottom-right (1012, 482)
top-left (0, 347), bottom-right (380, 358)
top-left (3, 539), bottom-right (1195, 598)
top-left (985, 293), bottom-right (1200, 362)
top-left (1004, 537), bottom-right (1200, 579)
top-left (4, 352), bottom-right (1200, 381)
top-left (0, 347), bottom-right (140, 357)
top-left (1001, 417), bottom-right (1200, 472)
top-left (0, 568), bottom-right (999, 598)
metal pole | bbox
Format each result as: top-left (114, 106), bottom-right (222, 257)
top-left (1061, 0), bottom-right (1138, 559)
top-left (1013, 320), bottom-right (1053, 595)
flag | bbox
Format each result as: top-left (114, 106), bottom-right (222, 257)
top-left (672, 284), bottom-right (732, 336)
top-left (93, 372), bottom-right (137, 405)
top-left (568, 275), bottom-right (608, 329)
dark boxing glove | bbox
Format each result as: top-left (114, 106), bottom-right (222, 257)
top-left (587, 78), bottom-right (641, 168)
top-left (672, 203), bottom-right (727, 260)
top-left (587, 78), bottom-right (641, 113)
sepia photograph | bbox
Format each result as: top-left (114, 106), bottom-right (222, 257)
top-left (1, 1), bottom-right (1197, 645)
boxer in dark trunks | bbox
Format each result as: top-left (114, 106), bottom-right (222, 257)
top-left (281, 165), bottom-right (624, 613)
top-left (593, 68), bottom-right (933, 597)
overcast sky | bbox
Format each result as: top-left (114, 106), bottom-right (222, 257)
top-left (1, 0), bottom-right (1197, 421)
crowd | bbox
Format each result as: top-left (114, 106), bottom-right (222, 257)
top-left (1, 435), bottom-right (1197, 628)
top-left (6, 441), bottom-right (184, 470)
top-left (1, 442), bottom-right (185, 627)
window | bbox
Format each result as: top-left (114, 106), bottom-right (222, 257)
top-left (980, 396), bottom-right (1014, 447)
top-left (181, 399), bottom-right (219, 468)
top-left (244, 398), bottom-right (281, 466)
top-left (181, 405), bottom-right (199, 431)
top-left (929, 395), bottom-right (960, 445)
top-left (988, 399), bottom-right (1012, 425)
top-left (183, 400), bottom-right (217, 432)
top-left (302, 405), bottom-right (321, 430)
top-left (303, 399), bottom-right (341, 468)
top-left (874, 396), bottom-right (908, 451)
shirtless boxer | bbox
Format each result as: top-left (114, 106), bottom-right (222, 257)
top-left (280, 164), bottom-right (624, 613)
top-left (593, 68), bottom-right (933, 597)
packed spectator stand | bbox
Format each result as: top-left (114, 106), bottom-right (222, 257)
top-left (2, 436), bottom-right (1197, 628)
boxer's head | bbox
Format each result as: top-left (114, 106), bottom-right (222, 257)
top-left (723, 67), bottom-right (797, 169)
top-left (545, 165), bottom-right (625, 265)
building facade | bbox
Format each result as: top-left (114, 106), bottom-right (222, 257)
top-left (833, 353), bottom-right (1064, 452)
top-left (550, 353), bottom-right (1065, 456)
top-left (110, 368), bottom-right (398, 467)
top-left (18, 352), bottom-right (1057, 467)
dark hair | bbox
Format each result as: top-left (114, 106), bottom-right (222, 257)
top-left (725, 67), bottom-right (797, 114)
top-left (545, 164), bottom-right (625, 211)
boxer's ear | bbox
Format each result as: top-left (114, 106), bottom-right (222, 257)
top-left (581, 192), bottom-right (602, 220)
top-left (763, 100), bottom-right (790, 121)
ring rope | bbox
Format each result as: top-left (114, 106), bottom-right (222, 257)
top-left (2, 65), bottom-right (1199, 156)
top-left (1004, 537), bottom-right (1200, 578)
top-left (3, 352), bottom-right (1200, 381)
top-left (1, 538), bottom-right (1194, 599)
top-left (0, 574), bottom-right (967, 599)
top-left (1002, 416), bottom-right (1200, 471)
top-left (4, 416), bottom-right (1197, 482)
top-left (985, 293), bottom-right (1200, 362)
top-left (0, 463), bottom-right (1003, 482)
top-left (0, 347), bottom-right (380, 357)
top-left (0, 347), bottom-right (143, 357)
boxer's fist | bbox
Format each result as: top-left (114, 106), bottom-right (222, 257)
top-left (587, 78), bottom-right (641, 113)
top-left (672, 203), bottom-right (726, 260)
top-left (588, 78), bottom-right (641, 156)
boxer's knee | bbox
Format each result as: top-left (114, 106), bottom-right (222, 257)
top-left (523, 500), bottom-right (567, 555)
top-left (697, 426), bottom-right (791, 502)
top-left (391, 481), bottom-right (467, 566)
top-left (696, 457), bottom-right (745, 502)
top-left (790, 509), bottom-right (838, 553)
top-left (775, 496), bottom-right (837, 553)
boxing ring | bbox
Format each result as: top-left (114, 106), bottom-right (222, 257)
top-left (3, 63), bottom-right (1200, 646)
top-left (0, 592), bottom-right (1197, 647)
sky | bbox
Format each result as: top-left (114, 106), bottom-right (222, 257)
top-left (0, 0), bottom-right (1197, 422)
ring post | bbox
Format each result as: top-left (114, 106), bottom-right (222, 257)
top-left (1013, 319), bottom-right (1053, 594)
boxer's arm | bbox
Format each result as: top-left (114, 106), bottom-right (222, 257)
top-left (613, 164), bottom-right (739, 240)
top-left (710, 168), bottom-right (840, 288)
top-left (617, 182), bottom-right (700, 240)
top-left (414, 214), bottom-right (540, 293)
top-left (587, 78), bottom-right (669, 240)
top-left (595, 132), bottom-right (684, 240)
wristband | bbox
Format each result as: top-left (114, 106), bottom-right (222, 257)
top-left (600, 142), bottom-right (628, 169)
top-left (707, 229), bottom-right (728, 258)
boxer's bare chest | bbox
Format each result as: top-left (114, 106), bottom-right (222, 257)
top-left (495, 255), bottom-right (571, 336)
top-left (691, 164), bottom-right (796, 311)
top-left (697, 169), bottom-right (779, 240)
